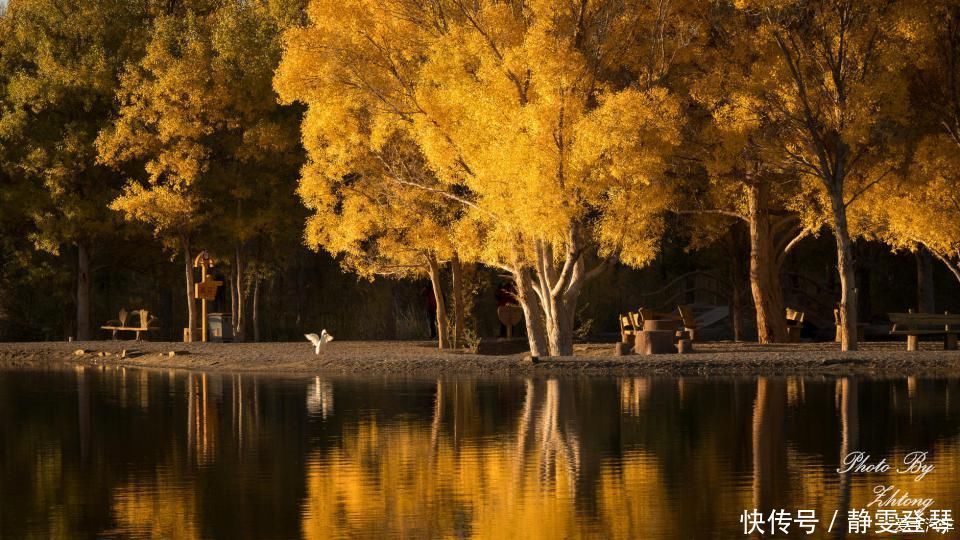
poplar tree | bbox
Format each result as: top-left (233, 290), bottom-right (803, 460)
top-left (98, 0), bottom-right (303, 341)
top-left (277, 0), bottom-right (696, 356)
top-left (729, 0), bottom-right (912, 350)
top-left (0, 0), bottom-right (150, 339)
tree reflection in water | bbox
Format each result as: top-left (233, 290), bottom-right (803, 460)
top-left (4, 369), bottom-right (960, 538)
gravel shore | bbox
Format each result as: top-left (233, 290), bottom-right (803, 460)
top-left (2, 339), bottom-right (960, 377)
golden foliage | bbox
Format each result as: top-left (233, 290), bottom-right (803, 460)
top-left (276, 0), bottom-right (689, 277)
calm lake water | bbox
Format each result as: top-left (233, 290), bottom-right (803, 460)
top-left (2, 367), bottom-right (960, 539)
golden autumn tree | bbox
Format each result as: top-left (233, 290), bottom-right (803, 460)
top-left (855, 1), bottom-right (960, 286)
top-left (727, 0), bottom-right (912, 350)
top-left (293, 130), bottom-right (464, 349)
top-left (676, 130), bottom-right (824, 343)
top-left (681, 5), bottom-right (827, 343)
top-left (273, 7), bottom-right (471, 349)
top-left (98, 10), bottom-right (215, 340)
top-left (99, 1), bottom-right (303, 341)
top-left (277, 0), bottom-right (695, 356)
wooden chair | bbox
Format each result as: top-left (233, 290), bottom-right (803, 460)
top-left (619, 313), bottom-right (637, 342)
top-left (834, 308), bottom-right (867, 343)
top-left (676, 305), bottom-right (701, 342)
top-left (619, 311), bottom-right (644, 340)
top-left (785, 308), bottom-right (805, 342)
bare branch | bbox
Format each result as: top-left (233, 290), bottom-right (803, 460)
top-left (670, 208), bottom-right (747, 221)
top-left (777, 226), bottom-right (818, 267)
top-left (926, 244), bottom-right (960, 284)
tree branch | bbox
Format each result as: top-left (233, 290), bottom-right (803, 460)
top-left (776, 226), bottom-right (817, 267)
top-left (844, 167), bottom-right (892, 208)
top-left (908, 237), bottom-right (960, 285)
top-left (670, 208), bottom-right (747, 222)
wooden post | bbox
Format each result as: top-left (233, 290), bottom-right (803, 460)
top-left (201, 263), bottom-right (208, 342)
top-left (193, 251), bottom-right (219, 343)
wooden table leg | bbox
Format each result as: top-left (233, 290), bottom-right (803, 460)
top-left (907, 335), bottom-right (918, 351)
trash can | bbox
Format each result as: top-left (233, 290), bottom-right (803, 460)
top-left (207, 313), bottom-right (233, 342)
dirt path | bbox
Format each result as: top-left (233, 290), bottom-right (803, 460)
top-left (2, 339), bottom-right (960, 377)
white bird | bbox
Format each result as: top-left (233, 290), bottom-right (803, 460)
top-left (305, 330), bottom-right (334, 355)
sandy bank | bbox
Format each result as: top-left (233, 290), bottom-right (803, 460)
top-left (2, 339), bottom-right (960, 377)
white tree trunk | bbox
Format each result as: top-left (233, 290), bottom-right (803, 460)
top-left (451, 253), bottom-right (464, 348)
top-left (426, 255), bottom-right (448, 349)
top-left (830, 193), bottom-right (859, 351)
top-left (233, 244), bottom-right (246, 342)
top-left (252, 276), bottom-right (261, 342)
top-left (545, 294), bottom-right (576, 357)
top-left (513, 267), bottom-right (548, 357)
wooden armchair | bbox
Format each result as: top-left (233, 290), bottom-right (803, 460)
top-left (619, 312), bottom-right (641, 342)
top-left (834, 308), bottom-right (867, 343)
top-left (785, 308), bottom-right (805, 343)
top-left (677, 304), bottom-right (701, 341)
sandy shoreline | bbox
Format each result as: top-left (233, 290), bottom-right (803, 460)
top-left (2, 339), bottom-right (960, 377)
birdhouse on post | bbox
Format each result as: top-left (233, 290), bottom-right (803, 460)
top-left (193, 250), bottom-right (221, 343)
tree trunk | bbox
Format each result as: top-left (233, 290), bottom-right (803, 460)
top-left (426, 255), bottom-right (448, 349)
top-left (727, 226), bottom-right (748, 342)
top-left (731, 284), bottom-right (744, 342)
top-left (545, 295), bottom-right (576, 356)
top-left (252, 276), bottom-right (261, 342)
top-left (76, 242), bottom-right (91, 341)
top-left (228, 274), bottom-right (237, 333)
top-left (533, 238), bottom-right (583, 357)
top-left (451, 253), bottom-right (464, 348)
top-left (183, 239), bottom-right (196, 342)
top-left (295, 253), bottom-right (305, 328)
top-left (513, 267), bottom-right (548, 357)
top-left (830, 193), bottom-right (859, 351)
top-left (233, 243), bottom-right (246, 342)
top-left (917, 246), bottom-right (936, 313)
top-left (747, 183), bottom-right (788, 344)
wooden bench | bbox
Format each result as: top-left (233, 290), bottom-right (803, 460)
top-left (101, 308), bottom-right (159, 341)
top-left (889, 311), bottom-right (960, 351)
